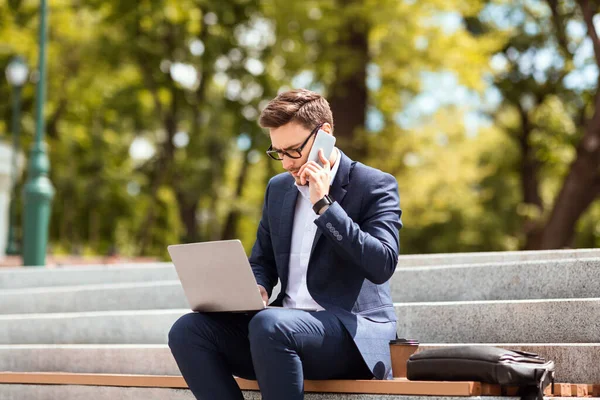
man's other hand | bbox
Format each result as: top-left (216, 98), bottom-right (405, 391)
top-left (258, 285), bottom-right (269, 306)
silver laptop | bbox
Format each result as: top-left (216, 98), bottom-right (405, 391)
top-left (167, 240), bottom-right (317, 312)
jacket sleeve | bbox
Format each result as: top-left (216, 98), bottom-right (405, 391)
top-left (314, 172), bottom-right (402, 284)
top-left (249, 180), bottom-right (279, 297)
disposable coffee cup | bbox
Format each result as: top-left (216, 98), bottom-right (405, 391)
top-left (389, 339), bottom-right (419, 378)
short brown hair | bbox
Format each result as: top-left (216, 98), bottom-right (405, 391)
top-left (259, 89), bottom-right (334, 133)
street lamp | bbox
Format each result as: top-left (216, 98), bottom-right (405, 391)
top-left (5, 57), bottom-right (28, 87)
top-left (23, 0), bottom-right (55, 266)
top-left (5, 56), bottom-right (29, 255)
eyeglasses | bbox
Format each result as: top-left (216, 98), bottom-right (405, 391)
top-left (266, 123), bottom-right (323, 161)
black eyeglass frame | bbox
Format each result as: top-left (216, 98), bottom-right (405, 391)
top-left (266, 123), bottom-right (324, 160)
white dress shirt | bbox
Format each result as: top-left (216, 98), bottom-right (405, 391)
top-left (283, 148), bottom-right (341, 310)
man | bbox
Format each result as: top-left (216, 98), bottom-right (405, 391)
top-left (168, 89), bottom-right (402, 400)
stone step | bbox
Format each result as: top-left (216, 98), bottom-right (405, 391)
top-left (4, 249), bottom-right (599, 290)
top-left (391, 258), bottom-right (600, 302)
top-left (0, 345), bottom-right (180, 375)
top-left (1, 298), bottom-right (599, 345)
top-left (0, 263), bottom-right (176, 289)
top-left (0, 385), bottom-right (202, 400)
top-left (397, 248), bottom-right (600, 267)
top-left (0, 309), bottom-right (187, 345)
top-left (0, 384), bottom-right (521, 400)
top-left (1, 343), bottom-right (597, 383)
top-left (0, 281), bottom-right (188, 314)
top-left (3, 257), bottom-right (600, 315)
top-left (395, 298), bottom-right (600, 343)
top-left (0, 280), bottom-right (282, 314)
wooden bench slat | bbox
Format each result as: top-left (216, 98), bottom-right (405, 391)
top-left (0, 372), bottom-right (481, 396)
top-left (554, 383), bottom-right (573, 397)
top-left (482, 384), bottom-right (520, 396)
top-left (5, 372), bottom-right (594, 397)
top-left (571, 384), bottom-right (589, 397)
top-left (0, 372), bottom-right (187, 389)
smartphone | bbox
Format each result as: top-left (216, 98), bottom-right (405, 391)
top-left (307, 129), bottom-right (336, 167)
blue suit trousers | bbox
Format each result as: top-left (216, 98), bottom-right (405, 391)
top-left (168, 308), bottom-right (372, 400)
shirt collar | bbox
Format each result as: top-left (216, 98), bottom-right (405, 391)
top-left (295, 147), bottom-right (340, 200)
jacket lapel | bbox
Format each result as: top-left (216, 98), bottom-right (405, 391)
top-left (278, 182), bottom-right (298, 288)
top-left (309, 150), bottom-right (352, 257)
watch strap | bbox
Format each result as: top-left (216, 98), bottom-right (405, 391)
top-left (313, 195), bottom-right (334, 215)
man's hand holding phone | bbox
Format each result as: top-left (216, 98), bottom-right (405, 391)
top-left (298, 149), bottom-right (331, 205)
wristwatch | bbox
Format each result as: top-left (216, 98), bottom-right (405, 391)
top-left (313, 194), bottom-right (334, 215)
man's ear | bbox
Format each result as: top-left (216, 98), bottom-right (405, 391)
top-left (321, 122), bottom-right (333, 135)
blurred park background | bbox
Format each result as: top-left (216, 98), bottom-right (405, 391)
top-left (0, 0), bottom-right (599, 263)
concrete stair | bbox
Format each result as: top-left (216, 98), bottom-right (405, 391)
top-left (392, 258), bottom-right (600, 302)
top-left (0, 263), bottom-right (176, 290)
top-left (396, 298), bottom-right (600, 343)
top-left (1, 343), bottom-right (598, 383)
top-left (3, 257), bottom-right (600, 315)
top-left (1, 249), bottom-right (599, 399)
top-left (2, 258), bottom-right (599, 316)
top-left (0, 281), bottom-right (187, 314)
top-left (396, 248), bottom-right (600, 267)
top-left (0, 310), bottom-right (185, 344)
top-left (0, 298), bottom-right (598, 344)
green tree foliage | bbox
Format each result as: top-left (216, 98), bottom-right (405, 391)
top-left (0, 0), bottom-right (597, 259)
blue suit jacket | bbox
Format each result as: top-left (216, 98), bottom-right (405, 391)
top-left (249, 150), bottom-right (402, 379)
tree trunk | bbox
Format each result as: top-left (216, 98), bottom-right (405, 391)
top-left (171, 14), bottom-right (213, 246)
top-left (133, 18), bottom-right (182, 255)
top-left (539, 131), bottom-right (600, 248)
top-left (222, 150), bottom-right (252, 240)
top-left (518, 106), bottom-right (544, 250)
top-left (137, 88), bottom-right (178, 254)
top-left (176, 194), bottom-right (200, 243)
top-left (327, 0), bottom-right (369, 160)
top-left (536, 0), bottom-right (600, 249)
top-left (205, 137), bottom-right (227, 241)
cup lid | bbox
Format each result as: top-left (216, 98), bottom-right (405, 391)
top-left (389, 338), bottom-right (419, 345)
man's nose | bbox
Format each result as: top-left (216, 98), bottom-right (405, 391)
top-left (281, 156), bottom-right (294, 170)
